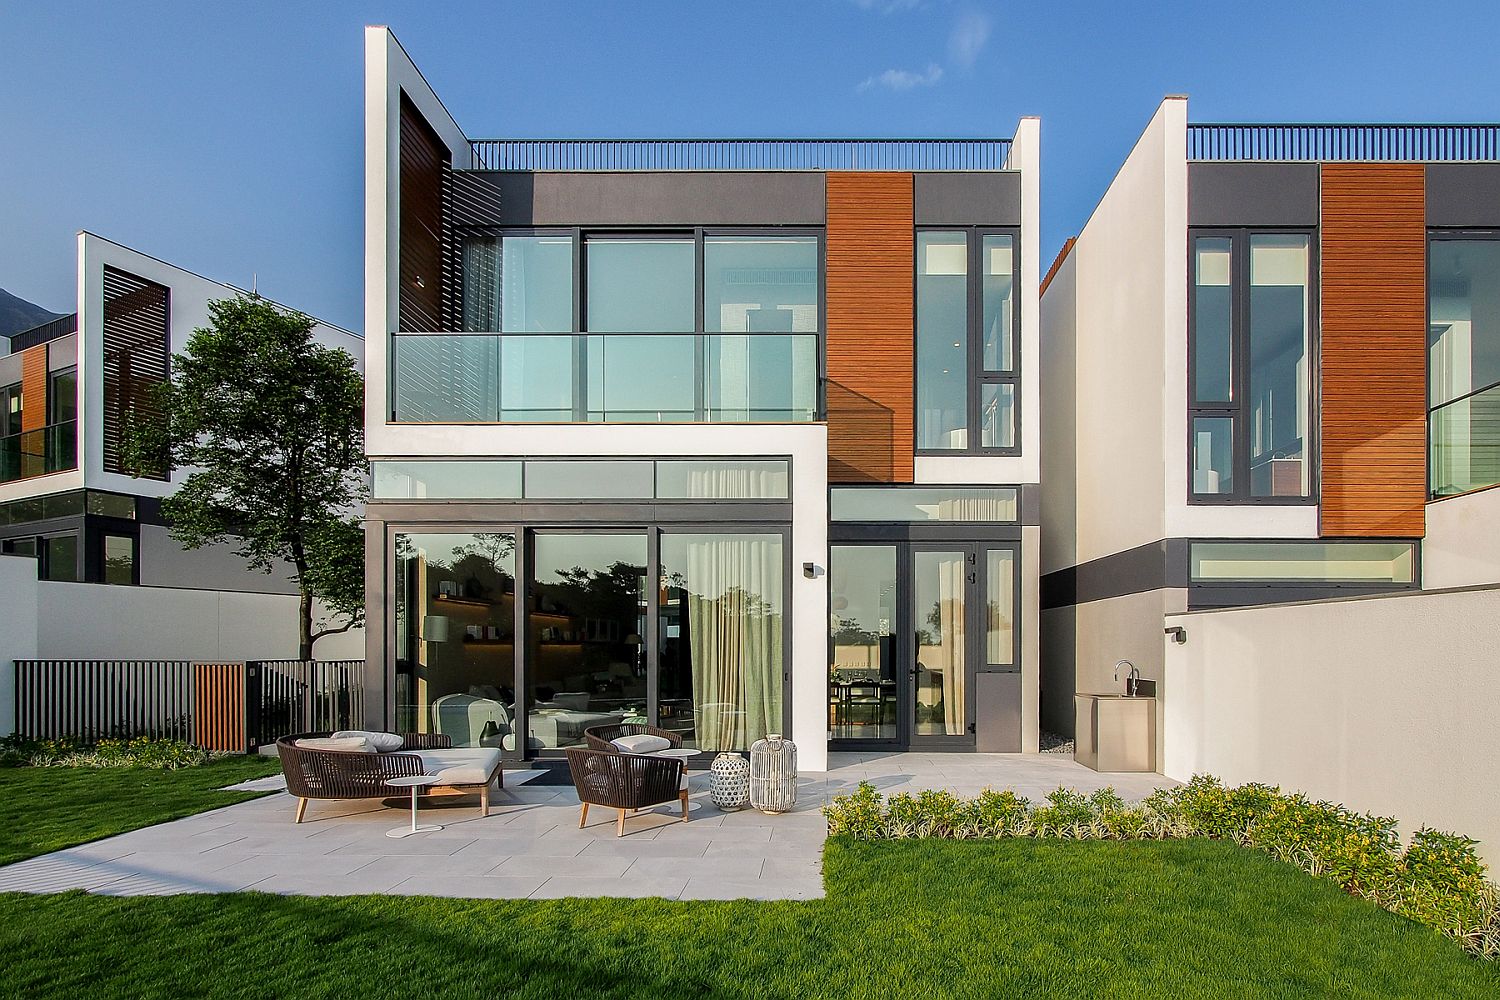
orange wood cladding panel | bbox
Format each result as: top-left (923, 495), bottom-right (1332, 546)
top-left (1319, 164), bottom-right (1427, 538)
top-left (825, 172), bottom-right (915, 483)
top-left (19, 346), bottom-right (47, 433)
top-left (192, 663), bottom-right (247, 754)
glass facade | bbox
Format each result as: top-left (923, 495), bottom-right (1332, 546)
top-left (981, 234), bottom-right (1015, 372)
top-left (704, 236), bottom-right (818, 333)
top-left (828, 545), bottom-right (898, 741)
top-left (394, 532), bottom-right (520, 746)
top-left (1190, 541), bottom-right (1416, 584)
top-left (1429, 238), bottom-right (1500, 497)
top-left (523, 460), bottom-right (656, 500)
top-left (1189, 230), bottom-right (1312, 500)
top-left (913, 550), bottom-right (967, 737)
top-left (48, 368), bottom-right (77, 425)
top-left (373, 461), bottom-right (524, 500)
top-left (372, 459), bottom-right (790, 502)
top-left (916, 231), bottom-right (969, 450)
top-left (103, 534), bottom-right (135, 586)
top-left (462, 234), bottom-right (573, 334)
top-left (830, 487), bottom-right (1018, 522)
top-left (586, 238), bottom-right (695, 333)
top-left (659, 532), bottom-right (785, 751)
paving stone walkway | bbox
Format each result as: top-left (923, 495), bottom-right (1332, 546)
top-left (0, 752), bottom-right (1171, 901)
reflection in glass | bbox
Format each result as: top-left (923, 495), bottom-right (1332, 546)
top-left (0, 382), bottom-right (20, 437)
top-left (501, 335), bottom-right (574, 420)
top-left (1192, 416), bottom-right (1234, 496)
top-left (528, 533), bottom-right (648, 749)
top-left (373, 461), bottom-right (523, 500)
top-left (523, 461), bottom-right (654, 500)
top-left (704, 334), bottom-right (818, 421)
top-left (986, 549), bottom-right (1015, 667)
top-left (103, 534), bottom-right (134, 586)
top-left (463, 235), bottom-right (573, 333)
top-left (1193, 237), bottom-right (1233, 402)
top-left (982, 235), bottom-right (1014, 372)
top-left (980, 383), bottom-right (1015, 449)
top-left (704, 237), bottom-right (818, 333)
top-left (587, 335), bottom-right (695, 421)
top-left (1431, 387), bottom-right (1500, 497)
top-left (913, 550), bottom-right (967, 737)
top-left (1248, 234), bottom-right (1310, 497)
top-left (1190, 541), bottom-right (1415, 584)
top-left (394, 533), bottom-right (518, 747)
top-left (830, 487), bottom-right (1018, 522)
top-left (828, 546), bottom-right (897, 741)
top-left (586, 238), bottom-right (694, 333)
top-left (917, 231), bottom-right (969, 449)
top-left (659, 533), bottom-right (784, 752)
top-left (392, 336), bottom-right (498, 422)
top-left (655, 460), bottom-right (789, 500)
top-left (1430, 240), bottom-right (1500, 409)
top-left (48, 368), bottom-right (78, 425)
top-left (42, 534), bottom-right (78, 582)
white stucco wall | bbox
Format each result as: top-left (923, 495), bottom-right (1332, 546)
top-left (1164, 586), bottom-right (1500, 861)
top-left (0, 555), bottom-right (40, 734)
top-left (1424, 489), bottom-right (1500, 589)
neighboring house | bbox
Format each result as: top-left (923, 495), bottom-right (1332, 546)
top-left (0, 232), bottom-right (363, 593)
top-left (1040, 97), bottom-right (1500, 747)
top-left (362, 27), bottom-right (1041, 770)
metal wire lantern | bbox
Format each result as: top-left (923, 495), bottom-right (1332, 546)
top-left (748, 734), bottom-right (798, 814)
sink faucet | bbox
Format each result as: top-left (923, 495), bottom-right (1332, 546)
top-left (1114, 659), bottom-right (1141, 697)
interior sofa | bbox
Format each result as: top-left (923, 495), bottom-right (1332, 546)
top-left (276, 730), bottom-right (504, 823)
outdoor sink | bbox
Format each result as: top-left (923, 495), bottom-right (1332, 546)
top-left (1074, 688), bottom-right (1156, 772)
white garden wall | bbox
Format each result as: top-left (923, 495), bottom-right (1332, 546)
top-left (1164, 585), bottom-right (1500, 862)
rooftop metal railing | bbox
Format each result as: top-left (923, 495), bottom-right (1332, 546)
top-left (468, 137), bottom-right (1013, 171)
top-left (1188, 123), bottom-right (1500, 162)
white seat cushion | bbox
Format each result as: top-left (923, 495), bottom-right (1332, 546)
top-left (680, 771), bottom-right (691, 791)
top-left (612, 734), bottom-right (670, 754)
top-left (296, 736), bottom-right (371, 753)
top-left (332, 730), bottom-right (404, 752)
top-left (415, 747), bottom-right (503, 785)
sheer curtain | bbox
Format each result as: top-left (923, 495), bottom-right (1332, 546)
top-left (938, 555), bottom-right (966, 735)
top-left (681, 534), bottom-right (784, 751)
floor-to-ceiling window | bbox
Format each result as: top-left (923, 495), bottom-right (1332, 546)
top-left (1429, 235), bottom-right (1500, 497)
top-left (1189, 230), bottom-right (1314, 501)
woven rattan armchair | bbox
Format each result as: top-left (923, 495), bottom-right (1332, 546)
top-left (582, 723), bottom-right (684, 752)
top-left (277, 732), bottom-right (506, 824)
top-left (565, 747), bottom-right (688, 836)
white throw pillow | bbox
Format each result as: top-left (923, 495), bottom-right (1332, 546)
top-left (611, 734), bottom-right (671, 754)
top-left (332, 730), bottom-right (404, 752)
top-left (296, 736), bottom-right (372, 753)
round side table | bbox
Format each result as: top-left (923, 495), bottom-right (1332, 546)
top-left (385, 774), bottom-right (444, 839)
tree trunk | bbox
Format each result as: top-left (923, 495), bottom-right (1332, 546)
top-left (299, 588), bottom-right (314, 662)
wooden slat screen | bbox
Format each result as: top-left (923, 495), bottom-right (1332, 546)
top-left (192, 662), bottom-right (248, 753)
top-left (1319, 164), bottom-right (1428, 537)
top-left (19, 346), bottom-right (47, 433)
top-left (398, 92), bottom-right (448, 333)
top-left (101, 266), bottom-right (170, 479)
top-left (825, 172), bottom-right (915, 483)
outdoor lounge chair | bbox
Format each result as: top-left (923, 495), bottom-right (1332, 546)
top-left (276, 731), bottom-right (503, 823)
top-left (582, 722), bottom-right (684, 752)
top-left (565, 746), bottom-right (689, 836)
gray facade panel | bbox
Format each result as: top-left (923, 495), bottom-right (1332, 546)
top-left (1188, 163), bottom-right (1320, 227)
top-left (975, 671), bottom-right (1022, 752)
top-left (1426, 164), bottom-right (1500, 227)
top-left (1041, 538), bottom-right (1190, 610)
top-left (47, 334), bottom-right (77, 372)
top-left (914, 172), bottom-right (1021, 226)
top-left (453, 171), bottom-right (826, 227)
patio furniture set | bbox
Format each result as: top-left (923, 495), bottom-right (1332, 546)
top-left (275, 725), bottom-right (799, 837)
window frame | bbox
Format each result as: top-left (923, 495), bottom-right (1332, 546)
top-left (1187, 227), bottom-right (1320, 505)
top-left (47, 366), bottom-right (77, 427)
top-left (1426, 228), bottom-right (1500, 501)
top-left (914, 225), bottom-right (1022, 458)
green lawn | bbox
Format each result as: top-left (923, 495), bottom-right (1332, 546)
top-left (1, 836), bottom-right (1495, 998)
top-left (0, 756), bottom-right (281, 867)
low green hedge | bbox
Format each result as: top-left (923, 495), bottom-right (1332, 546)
top-left (0, 735), bottom-right (217, 770)
top-left (824, 775), bottom-right (1500, 961)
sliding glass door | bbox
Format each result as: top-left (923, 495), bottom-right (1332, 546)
top-left (911, 547), bottom-right (974, 745)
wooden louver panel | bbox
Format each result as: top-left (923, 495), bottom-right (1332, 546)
top-left (825, 172), bottom-right (915, 483)
top-left (101, 266), bottom-right (169, 479)
top-left (398, 92), bottom-right (448, 333)
top-left (19, 346), bottom-right (47, 433)
top-left (1319, 164), bottom-right (1427, 537)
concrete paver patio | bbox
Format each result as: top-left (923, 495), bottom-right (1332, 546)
top-left (0, 752), bottom-right (1172, 901)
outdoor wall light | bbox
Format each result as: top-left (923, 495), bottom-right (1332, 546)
top-left (1164, 626), bottom-right (1187, 645)
top-left (802, 562), bottom-right (822, 579)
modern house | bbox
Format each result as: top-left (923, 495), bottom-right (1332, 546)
top-left (362, 27), bottom-right (1041, 770)
top-left (1040, 97), bottom-right (1500, 753)
top-left (0, 232), bottom-right (362, 592)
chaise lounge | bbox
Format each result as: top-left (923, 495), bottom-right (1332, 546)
top-left (276, 731), bottom-right (504, 823)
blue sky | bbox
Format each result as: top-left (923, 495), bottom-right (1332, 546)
top-left (6, 1), bottom-right (1500, 331)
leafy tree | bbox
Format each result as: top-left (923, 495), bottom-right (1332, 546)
top-left (124, 295), bottom-right (366, 659)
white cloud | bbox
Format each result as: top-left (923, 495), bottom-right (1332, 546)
top-left (857, 63), bottom-right (945, 93)
top-left (948, 9), bottom-right (992, 69)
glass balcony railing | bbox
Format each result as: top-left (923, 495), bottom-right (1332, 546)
top-left (1430, 384), bottom-right (1500, 498)
top-left (391, 333), bottom-right (821, 424)
top-left (0, 421), bottom-right (78, 484)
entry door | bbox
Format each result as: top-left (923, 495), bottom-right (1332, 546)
top-left (909, 546), bottom-right (979, 747)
